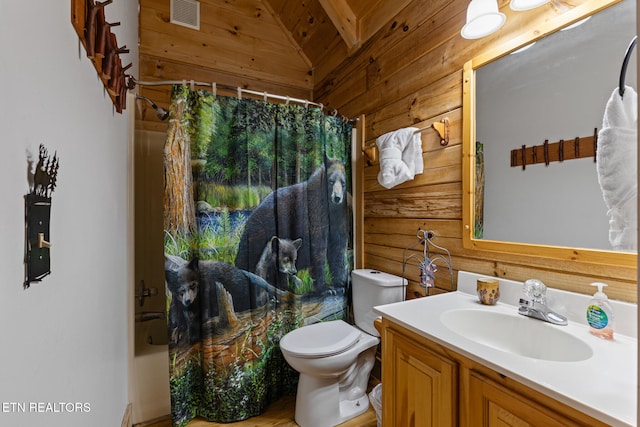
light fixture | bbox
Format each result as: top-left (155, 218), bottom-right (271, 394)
top-left (509, 0), bottom-right (549, 11)
top-left (461, 0), bottom-right (506, 40)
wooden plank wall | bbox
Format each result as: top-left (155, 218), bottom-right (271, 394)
top-left (315, 0), bottom-right (638, 302)
top-left (136, 0), bottom-right (419, 133)
top-left (136, 0), bottom-right (315, 131)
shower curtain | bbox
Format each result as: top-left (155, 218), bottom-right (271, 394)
top-left (162, 85), bottom-right (353, 426)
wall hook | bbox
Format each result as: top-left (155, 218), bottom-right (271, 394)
top-left (361, 143), bottom-right (378, 165)
top-left (432, 117), bottom-right (450, 146)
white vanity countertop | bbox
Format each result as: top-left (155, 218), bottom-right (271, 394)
top-left (373, 273), bottom-right (637, 426)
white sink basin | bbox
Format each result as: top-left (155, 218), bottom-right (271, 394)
top-left (440, 309), bottom-right (593, 362)
top-left (375, 286), bottom-right (637, 426)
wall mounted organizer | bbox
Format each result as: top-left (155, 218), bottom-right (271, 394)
top-left (24, 145), bottom-right (60, 288)
top-left (402, 228), bottom-right (454, 297)
top-left (71, 0), bottom-right (132, 113)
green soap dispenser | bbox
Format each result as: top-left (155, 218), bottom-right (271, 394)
top-left (586, 282), bottom-right (615, 340)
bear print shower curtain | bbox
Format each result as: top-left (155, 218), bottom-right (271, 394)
top-left (162, 85), bottom-right (353, 426)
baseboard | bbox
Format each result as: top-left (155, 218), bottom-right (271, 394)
top-left (134, 414), bottom-right (172, 427)
top-left (121, 403), bottom-right (132, 427)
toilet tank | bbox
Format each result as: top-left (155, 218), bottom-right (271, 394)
top-left (352, 269), bottom-right (406, 337)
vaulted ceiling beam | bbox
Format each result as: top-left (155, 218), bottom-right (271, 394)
top-left (261, 0), bottom-right (313, 69)
top-left (317, 0), bottom-right (360, 50)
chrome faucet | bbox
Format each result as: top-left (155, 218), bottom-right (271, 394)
top-left (518, 279), bottom-right (568, 326)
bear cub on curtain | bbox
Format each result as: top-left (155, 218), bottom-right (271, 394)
top-left (165, 253), bottom-right (299, 346)
top-left (255, 236), bottom-right (303, 292)
top-left (165, 255), bottom-right (201, 346)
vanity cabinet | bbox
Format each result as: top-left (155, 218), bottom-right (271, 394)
top-left (381, 322), bottom-right (457, 426)
top-left (466, 370), bottom-right (595, 426)
top-left (378, 318), bottom-right (608, 427)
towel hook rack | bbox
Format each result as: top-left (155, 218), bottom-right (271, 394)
top-left (618, 35), bottom-right (637, 99)
top-left (361, 117), bottom-right (450, 165)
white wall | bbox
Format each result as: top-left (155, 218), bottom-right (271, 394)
top-left (0, 1), bottom-right (137, 426)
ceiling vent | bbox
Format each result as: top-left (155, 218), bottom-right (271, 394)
top-left (170, 0), bottom-right (200, 30)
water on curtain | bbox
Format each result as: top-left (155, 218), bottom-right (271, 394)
top-left (162, 85), bottom-right (353, 426)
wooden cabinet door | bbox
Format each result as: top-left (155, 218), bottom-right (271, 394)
top-left (382, 327), bottom-right (457, 427)
top-left (467, 370), bottom-right (584, 427)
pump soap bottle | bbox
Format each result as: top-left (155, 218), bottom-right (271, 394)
top-left (586, 282), bottom-right (615, 340)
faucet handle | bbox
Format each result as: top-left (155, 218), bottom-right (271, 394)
top-left (524, 279), bottom-right (547, 304)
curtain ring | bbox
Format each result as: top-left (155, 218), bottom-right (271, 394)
top-left (285, 96), bottom-right (290, 105)
top-left (304, 100), bottom-right (309, 108)
top-left (238, 87), bottom-right (242, 99)
top-left (190, 80), bottom-right (195, 91)
top-left (263, 92), bottom-right (268, 102)
top-left (212, 82), bottom-right (216, 100)
top-left (332, 109), bottom-right (338, 117)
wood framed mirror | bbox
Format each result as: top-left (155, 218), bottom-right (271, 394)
top-left (462, 0), bottom-right (637, 269)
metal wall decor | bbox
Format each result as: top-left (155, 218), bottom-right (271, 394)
top-left (402, 228), bottom-right (454, 297)
top-left (24, 145), bottom-right (60, 288)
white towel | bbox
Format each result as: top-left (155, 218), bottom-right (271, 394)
top-left (597, 86), bottom-right (638, 251)
top-left (376, 127), bottom-right (424, 189)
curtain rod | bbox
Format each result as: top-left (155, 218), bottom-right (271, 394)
top-left (127, 76), bottom-right (358, 123)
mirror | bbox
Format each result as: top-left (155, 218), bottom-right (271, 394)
top-left (462, 0), bottom-right (637, 268)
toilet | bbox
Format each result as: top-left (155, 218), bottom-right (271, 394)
top-left (279, 269), bottom-right (406, 427)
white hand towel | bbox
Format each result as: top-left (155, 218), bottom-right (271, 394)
top-left (376, 127), bottom-right (424, 189)
top-left (597, 85), bottom-right (638, 251)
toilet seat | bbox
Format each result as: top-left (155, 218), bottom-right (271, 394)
top-left (280, 320), bottom-right (362, 358)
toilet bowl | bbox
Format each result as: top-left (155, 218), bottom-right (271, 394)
top-left (279, 269), bottom-right (406, 427)
top-left (280, 320), bottom-right (379, 426)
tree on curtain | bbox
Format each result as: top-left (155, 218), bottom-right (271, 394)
top-left (162, 85), bottom-right (353, 426)
top-left (163, 92), bottom-right (196, 236)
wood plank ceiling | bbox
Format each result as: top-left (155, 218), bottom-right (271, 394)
top-left (136, 0), bottom-right (411, 129)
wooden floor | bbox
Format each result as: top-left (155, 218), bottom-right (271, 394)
top-left (136, 395), bottom-right (378, 427)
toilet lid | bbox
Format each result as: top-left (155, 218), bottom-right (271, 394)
top-left (280, 320), bottom-right (361, 358)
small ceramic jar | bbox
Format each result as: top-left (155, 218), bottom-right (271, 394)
top-left (477, 278), bottom-right (500, 305)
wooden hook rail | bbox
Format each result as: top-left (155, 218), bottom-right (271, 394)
top-left (510, 128), bottom-right (598, 170)
top-left (71, 0), bottom-right (131, 113)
